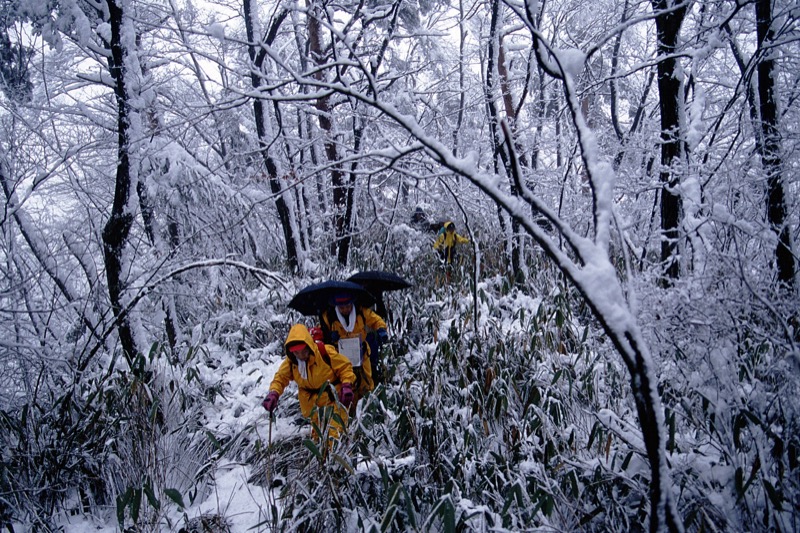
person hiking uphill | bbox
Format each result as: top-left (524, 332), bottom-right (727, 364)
top-left (433, 221), bottom-right (470, 264)
top-left (262, 324), bottom-right (356, 442)
top-left (320, 292), bottom-right (388, 412)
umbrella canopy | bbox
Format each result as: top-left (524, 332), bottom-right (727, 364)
top-left (288, 280), bottom-right (376, 316)
top-left (346, 270), bottom-right (412, 294)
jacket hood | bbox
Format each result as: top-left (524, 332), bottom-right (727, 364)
top-left (284, 324), bottom-right (319, 360)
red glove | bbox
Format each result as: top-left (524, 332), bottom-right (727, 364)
top-left (262, 391), bottom-right (279, 413)
top-left (339, 383), bottom-right (354, 407)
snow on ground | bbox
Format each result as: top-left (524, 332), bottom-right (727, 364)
top-left (40, 280), bottom-right (551, 531)
top-left (178, 461), bottom-right (272, 530)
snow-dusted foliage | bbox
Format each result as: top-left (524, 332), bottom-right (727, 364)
top-left (0, 0), bottom-right (798, 530)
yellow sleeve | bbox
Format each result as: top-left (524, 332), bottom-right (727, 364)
top-left (433, 232), bottom-right (444, 249)
top-left (362, 307), bottom-right (387, 330)
top-left (325, 345), bottom-right (357, 385)
top-left (269, 358), bottom-right (294, 395)
top-left (456, 234), bottom-right (470, 244)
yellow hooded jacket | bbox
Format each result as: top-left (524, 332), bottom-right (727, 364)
top-left (433, 221), bottom-right (469, 263)
top-left (269, 324), bottom-right (356, 422)
top-left (321, 306), bottom-right (386, 396)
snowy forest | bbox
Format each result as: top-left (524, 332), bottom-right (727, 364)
top-left (1, 0), bottom-right (798, 530)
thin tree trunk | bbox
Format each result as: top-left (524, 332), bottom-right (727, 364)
top-left (452, 0), bottom-right (466, 157)
top-left (291, 9), bottom-right (330, 243)
top-left (102, 0), bottom-right (138, 360)
top-left (651, 0), bottom-right (689, 285)
top-left (307, 0), bottom-right (350, 265)
top-left (756, 0), bottom-right (795, 288)
top-left (486, 0), bottom-right (523, 284)
top-left (1, 160), bottom-right (103, 343)
top-left (521, 3), bottom-right (682, 526)
top-left (243, 0), bottom-right (300, 272)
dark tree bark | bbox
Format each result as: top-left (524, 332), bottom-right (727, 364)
top-left (651, 0), bottom-right (689, 285)
top-left (452, 0), bottom-right (467, 157)
top-left (307, 2), bottom-right (351, 266)
top-left (486, 0), bottom-right (524, 285)
top-left (756, 0), bottom-right (795, 288)
top-left (102, 0), bottom-right (139, 360)
top-left (243, 0), bottom-right (300, 272)
top-left (522, 3), bottom-right (682, 528)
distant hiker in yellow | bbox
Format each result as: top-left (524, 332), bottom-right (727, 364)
top-left (433, 221), bottom-right (470, 265)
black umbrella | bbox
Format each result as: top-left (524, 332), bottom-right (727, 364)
top-left (288, 280), bottom-right (376, 316)
top-left (347, 271), bottom-right (412, 318)
top-left (346, 270), bottom-right (412, 293)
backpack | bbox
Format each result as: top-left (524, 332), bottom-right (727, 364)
top-left (431, 220), bottom-right (448, 234)
top-left (309, 326), bottom-right (333, 367)
top-left (296, 327), bottom-right (339, 400)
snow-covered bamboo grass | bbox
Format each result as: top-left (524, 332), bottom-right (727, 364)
top-left (252, 5), bottom-right (681, 530)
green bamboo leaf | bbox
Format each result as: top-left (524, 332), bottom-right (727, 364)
top-left (143, 482), bottom-right (160, 511)
top-left (380, 483), bottom-right (402, 532)
top-left (579, 506), bottom-right (603, 527)
top-left (205, 430), bottom-right (222, 451)
top-left (402, 485), bottom-right (418, 529)
top-left (733, 412), bottom-right (746, 449)
top-left (116, 487), bottom-right (132, 527)
top-left (165, 488), bottom-right (185, 509)
top-left (303, 438), bottom-right (323, 460)
top-left (147, 342), bottom-right (159, 361)
top-left (742, 455), bottom-right (761, 495)
top-left (542, 492), bottom-right (555, 516)
top-left (735, 467), bottom-right (744, 496)
top-left (131, 487), bottom-right (142, 523)
top-left (332, 453), bottom-right (354, 474)
top-left (621, 451), bottom-right (634, 471)
top-left (763, 480), bottom-right (784, 511)
top-left (149, 398), bottom-right (161, 424)
top-left (378, 461), bottom-right (393, 487)
top-left (501, 483), bottom-right (524, 515)
top-left (443, 498), bottom-right (455, 533)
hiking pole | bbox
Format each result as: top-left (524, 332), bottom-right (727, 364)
top-left (266, 411), bottom-right (274, 487)
top-left (260, 410), bottom-right (280, 530)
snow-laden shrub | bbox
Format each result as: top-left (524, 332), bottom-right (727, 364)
top-left (640, 272), bottom-right (800, 532)
top-left (235, 268), bottom-right (655, 531)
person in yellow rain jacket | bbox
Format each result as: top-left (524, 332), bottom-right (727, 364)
top-left (262, 324), bottom-right (356, 441)
top-left (320, 292), bottom-right (388, 415)
top-left (433, 221), bottom-right (470, 265)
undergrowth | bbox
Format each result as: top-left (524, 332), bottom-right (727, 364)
top-left (2, 247), bottom-right (798, 532)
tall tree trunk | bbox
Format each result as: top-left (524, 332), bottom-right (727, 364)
top-left (651, 0), bottom-right (689, 285)
top-left (243, 0), bottom-right (300, 272)
top-left (453, 0), bottom-right (467, 157)
top-left (486, 0), bottom-right (523, 285)
top-left (290, 8), bottom-right (330, 244)
top-left (756, 0), bottom-right (795, 288)
top-left (522, 3), bottom-right (682, 527)
top-left (307, 0), bottom-right (351, 266)
top-left (102, 0), bottom-right (139, 360)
